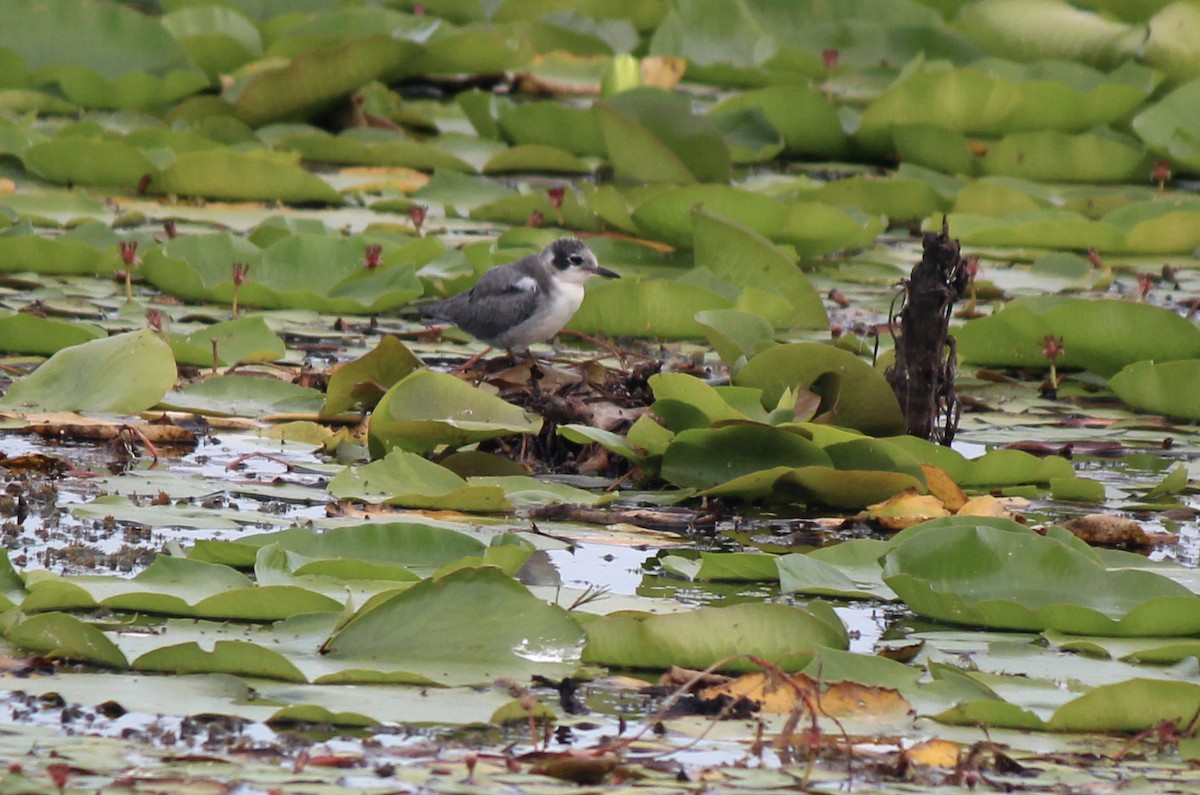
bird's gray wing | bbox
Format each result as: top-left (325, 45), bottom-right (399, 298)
top-left (422, 263), bottom-right (543, 344)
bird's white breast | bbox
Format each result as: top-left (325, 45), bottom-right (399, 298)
top-left (498, 281), bottom-right (585, 348)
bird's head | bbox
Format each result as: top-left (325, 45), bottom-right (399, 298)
top-left (543, 238), bottom-right (619, 284)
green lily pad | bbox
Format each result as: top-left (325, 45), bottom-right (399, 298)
top-left (142, 232), bottom-right (423, 313)
top-left (0, 329), bottom-right (177, 414)
top-left (190, 522), bottom-right (489, 574)
top-left (567, 278), bottom-right (733, 339)
top-left (168, 316), bottom-right (286, 368)
top-left (710, 85), bottom-right (847, 158)
top-left (162, 5), bottom-right (263, 82)
top-left (158, 375), bottom-right (323, 418)
top-left (954, 0), bottom-right (1144, 68)
top-left (226, 36), bottom-right (414, 126)
top-left (322, 335), bottom-right (423, 416)
top-left (581, 601), bottom-right (848, 673)
top-left (6, 612), bottom-right (128, 669)
top-left (956, 297), bottom-right (1200, 376)
top-left (733, 343), bottom-right (907, 436)
top-left (0, 234), bottom-right (110, 274)
top-left (883, 523), bottom-right (1200, 635)
top-left (691, 208), bottom-right (827, 330)
top-left (937, 678), bottom-right (1200, 733)
top-left (661, 425), bottom-right (832, 489)
top-left (328, 449), bottom-right (512, 512)
top-left (321, 566), bottom-right (584, 685)
top-left (0, 312), bottom-right (105, 356)
top-left (981, 130), bottom-right (1146, 183)
top-left (1110, 360), bottom-right (1200, 420)
top-left (595, 87), bottom-right (731, 183)
top-left (22, 137), bottom-right (160, 190)
top-left (158, 149), bottom-right (344, 204)
top-left (0, 0), bottom-right (208, 109)
top-left (367, 370), bottom-right (543, 455)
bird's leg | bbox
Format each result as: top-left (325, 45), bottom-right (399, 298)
top-left (555, 329), bottom-right (627, 369)
top-left (452, 346), bottom-right (492, 375)
top-left (508, 348), bottom-right (544, 387)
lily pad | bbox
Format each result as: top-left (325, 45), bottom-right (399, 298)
top-left (368, 369), bottom-right (543, 455)
top-left (0, 312), bottom-right (105, 356)
top-left (882, 523), bottom-right (1200, 635)
top-left (581, 601), bottom-right (848, 673)
top-left (321, 566), bottom-right (585, 685)
top-left (328, 449), bottom-right (512, 512)
top-left (322, 335), bottom-right (423, 416)
top-left (0, 329), bottom-right (177, 414)
top-left (1109, 360), bottom-right (1200, 420)
top-left (595, 87), bottom-right (731, 183)
top-left (168, 316), bottom-right (286, 368)
top-left (661, 425), bottom-right (832, 489)
top-left (956, 297), bottom-right (1200, 376)
top-left (733, 343), bottom-right (907, 436)
top-left (158, 375), bottom-right (323, 418)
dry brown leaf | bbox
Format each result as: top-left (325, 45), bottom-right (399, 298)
top-left (877, 640), bottom-right (925, 664)
top-left (1060, 513), bottom-right (1149, 547)
top-left (700, 672), bottom-right (911, 718)
top-left (863, 488), bottom-right (950, 531)
top-left (640, 56), bottom-right (687, 89)
top-left (658, 665), bottom-right (730, 691)
top-left (336, 166), bottom-right (428, 193)
top-left (904, 738), bottom-right (961, 768)
top-left (957, 494), bottom-right (1021, 521)
top-left (15, 412), bottom-right (198, 444)
top-left (817, 680), bottom-right (912, 719)
top-left (921, 463), bottom-right (967, 511)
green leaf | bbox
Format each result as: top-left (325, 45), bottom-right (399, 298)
top-left (1132, 76), bottom-right (1200, 170)
top-left (692, 208), bottom-right (827, 330)
top-left (6, 612), bottom-right (128, 668)
top-left (582, 602), bottom-right (848, 672)
top-left (193, 522), bottom-right (487, 574)
top-left (734, 343), bottom-right (907, 436)
top-left (322, 335), bottom-right (423, 415)
top-left (158, 149), bottom-right (343, 204)
top-left (777, 553), bottom-right (890, 600)
top-left (981, 130), bottom-right (1146, 183)
top-left (595, 87), bottom-right (731, 183)
top-left (168, 316), bottom-right (286, 368)
top-left (695, 309), bottom-right (778, 368)
top-left (956, 297), bottom-right (1200, 376)
top-left (227, 37), bottom-right (414, 126)
top-left (1110, 360), bottom-right (1200, 420)
top-left (1142, 2), bottom-right (1200, 86)
top-left (22, 138), bottom-right (160, 190)
top-left (0, 0), bottom-right (207, 109)
top-left (883, 523), bottom-right (1200, 635)
top-left (322, 567), bottom-right (584, 685)
top-left (710, 85), bottom-right (847, 158)
top-left (0, 329), bottom-right (177, 414)
top-left (133, 640), bottom-right (306, 682)
top-left (162, 6), bottom-right (263, 82)
top-left (954, 0), bottom-right (1144, 68)
top-left (328, 450), bottom-right (512, 512)
top-left (158, 375), bottom-right (323, 418)
top-left (0, 234), bottom-right (109, 274)
top-left (0, 312), bottom-right (105, 355)
top-left (567, 278), bottom-right (733, 339)
top-left (368, 370), bottom-right (542, 455)
top-left (661, 425), bottom-right (832, 489)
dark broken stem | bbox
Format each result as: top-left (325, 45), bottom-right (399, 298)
top-left (885, 218), bottom-right (969, 445)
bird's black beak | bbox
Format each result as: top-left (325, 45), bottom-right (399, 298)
top-left (589, 265), bottom-right (620, 279)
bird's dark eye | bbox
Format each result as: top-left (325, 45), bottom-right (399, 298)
top-left (568, 254), bottom-right (585, 265)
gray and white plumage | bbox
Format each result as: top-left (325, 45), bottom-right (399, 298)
top-left (420, 238), bottom-right (618, 351)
